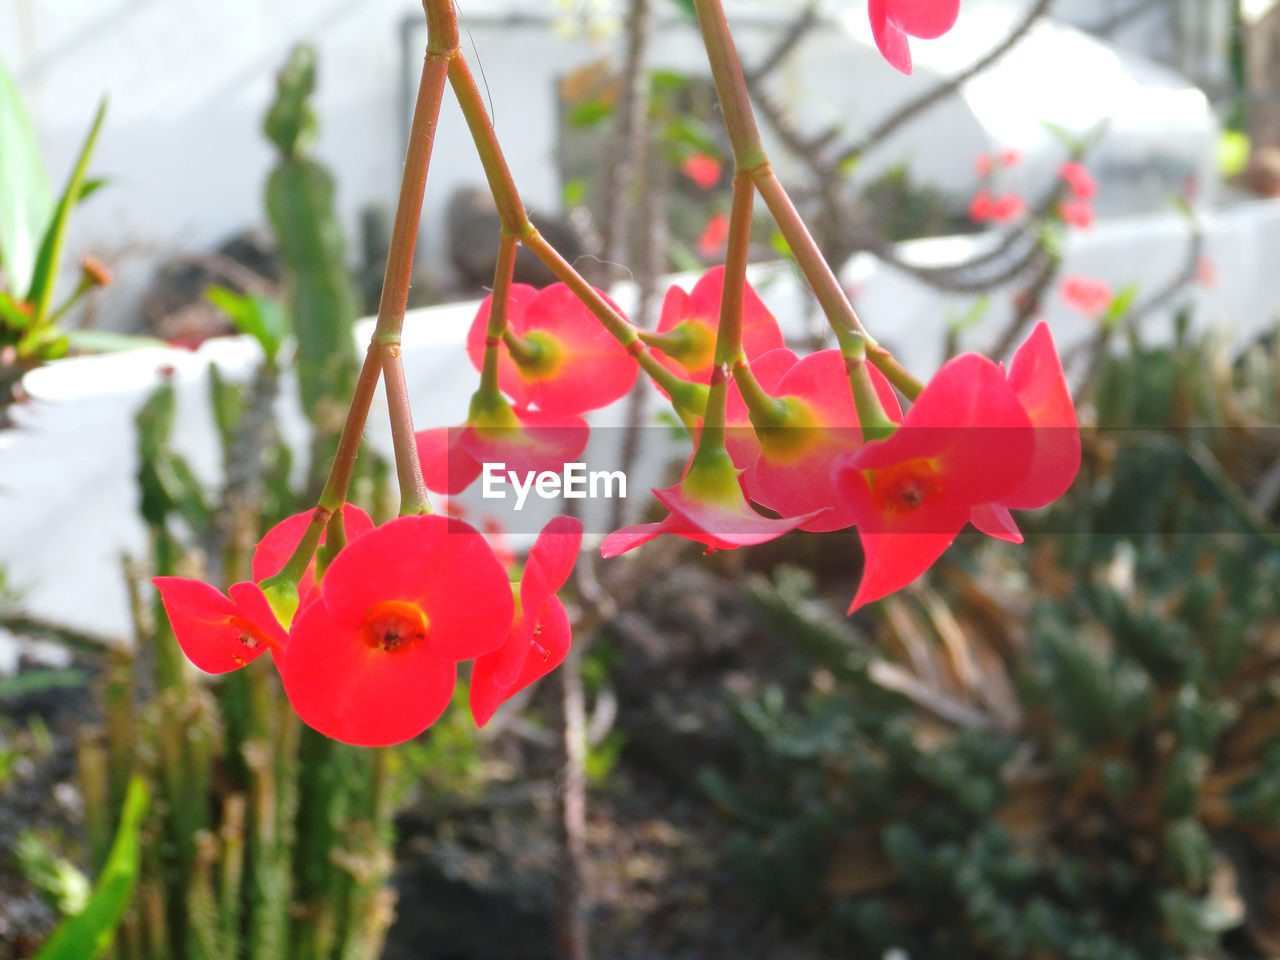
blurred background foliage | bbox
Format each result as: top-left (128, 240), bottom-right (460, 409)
top-left (699, 315), bottom-right (1280, 958)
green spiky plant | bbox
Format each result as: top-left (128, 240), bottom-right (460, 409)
top-left (73, 46), bottom-right (398, 960)
top-left (701, 315), bottom-right (1280, 959)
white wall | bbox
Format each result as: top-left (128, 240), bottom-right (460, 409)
top-left (2, 0), bottom-right (1220, 337)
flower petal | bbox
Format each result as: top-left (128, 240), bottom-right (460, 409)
top-left (886, 0), bottom-right (960, 39)
top-left (280, 597), bottom-right (457, 746)
top-left (869, 0), bottom-right (913, 74)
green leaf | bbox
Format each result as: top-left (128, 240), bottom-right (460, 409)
top-left (1218, 130), bottom-right (1250, 179)
top-left (34, 777), bottom-right (148, 960)
top-left (568, 98), bottom-right (613, 129)
top-left (562, 176), bottom-right (588, 209)
top-left (663, 0), bottom-right (696, 19)
top-left (205, 285), bottom-right (287, 362)
top-left (77, 178), bottom-right (108, 204)
top-left (1102, 282), bottom-right (1139, 328)
top-left (26, 98), bottom-right (107, 321)
top-left (946, 294), bottom-right (991, 334)
top-left (63, 329), bottom-right (167, 353)
top-left (0, 57), bottom-right (53, 293)
top-left (0, 290), bottom-right (33, 332)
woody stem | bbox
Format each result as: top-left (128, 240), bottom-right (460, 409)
top-left (441, 32), bottom-right (710, 419)
top-left (690, 0), bottom-right (926, 398)
top-left (271, 34), bottom-right (452, 584)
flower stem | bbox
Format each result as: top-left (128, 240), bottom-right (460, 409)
top-left (696, 171), bottom-right (754, 459)
top-left (266, 37), bottom-right (453, 587)
top-left (479, 236), bottom-right (519, 399)
top-left (442, 39), bottom-right (709, 420)
top-left (384, 348), bottom-right (431, 515)
top-left (690, 0), bottom-right (927, 397)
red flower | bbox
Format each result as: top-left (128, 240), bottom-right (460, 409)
top-left (997, 148), bottom-right (1023, 167)
top-left (471, 516), bottom-right (583, 727)
top-left (869, 0), bottom-right (961, 75)
top-left (602, 449), bottom-right (824, 558)
top-left (1060, 161), bottom-right (1097, 201)
top-left (465, 283), bottom-right (638, 415)
top-left (154, 503), bottom-right (378, 674)
top-left (744, 349), bottom-right (902, 532)
top-left (969, 189), bottom-right (1023, 224)
top-left (696, 214), bottom-right (730, 258)
top-left (974, 153), bottom-right (994, 177)
top-left (681, 153), bottom-right (722, 190)
top-left (252, 505), bottom-right (375, 603)
top-left (991, 192), bottom-right (1026, 223)
top-left (969, 322), bottom-right (1080, 543)
top-left (1059, 275), bottom-right (1113, 318)
top-left (833, 354), bottom-right (1035, 611)
top-left (279, 515), bottom-right (513, 746)
top-left (1195, 256), bottom-right (1217, 289)
top-left (652, 267), bottom-right (785, 385)
top-left (1058, 200), bottom-right (1094, 229)
top-left (969, 188), bottom-right (997, 223)
top-left (152, 578), bottom-right (287, 674)
top-left (416, 400), bottom-right (589, 496)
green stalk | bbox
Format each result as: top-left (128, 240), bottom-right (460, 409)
top-left (693, 171), bottom-right (754, 462)
top-left (479, 235), bottom-right (519, 401)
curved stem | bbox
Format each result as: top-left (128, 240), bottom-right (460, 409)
top-left (443, 40), bottom-right (709, 420)
top-left (268, 38), bottom-right (453, 586)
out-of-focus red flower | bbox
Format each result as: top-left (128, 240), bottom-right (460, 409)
top-left (681, 153), bottom-right (722, 190)
top-left (1059, 275), bottom-right (1113, 318)
top-left (1060, 161), bottom-right (1097, 201)
top-left (152, 578), bottom-right (287, 674)
top-left (1195, 256), bottom-right (1217, 289)
top-left (465, 283), bottom-right (638, 415)
top-left (833, 354), bottom-right (1035, 610)
top-left (696, 214), bottom-right (730, 258)
top-left (1058, 200), bottom-right (1094, 229)
top-left (252, 505), bottom-right (375, 603)
top-left (869, 0), bottom-right (961, 75)
top-left (279, 515), bottom-right (513, 746)
top-left (651, 267), bottom-right (785, 385)
top-left (416, 401), bottom-right (589, 497)
top-left (991, 193), bottom-right (1026, 222)
top-left (743, 349), bottom-right (902, 532)
top-left (471, 516), bottom-right (583, 727)
top-left (974, 153), bottom-right (994, 177)
top-left (969, 188), bottom-right (997, 222)
top-left (970, 189), bottom-right (1023, 224)
top-left (602, 449), bottom-right (824, 558)
top-left (969, 321), bottom-right (1080, 543)
top-left (997, 148), bottom-right (1023, 167)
